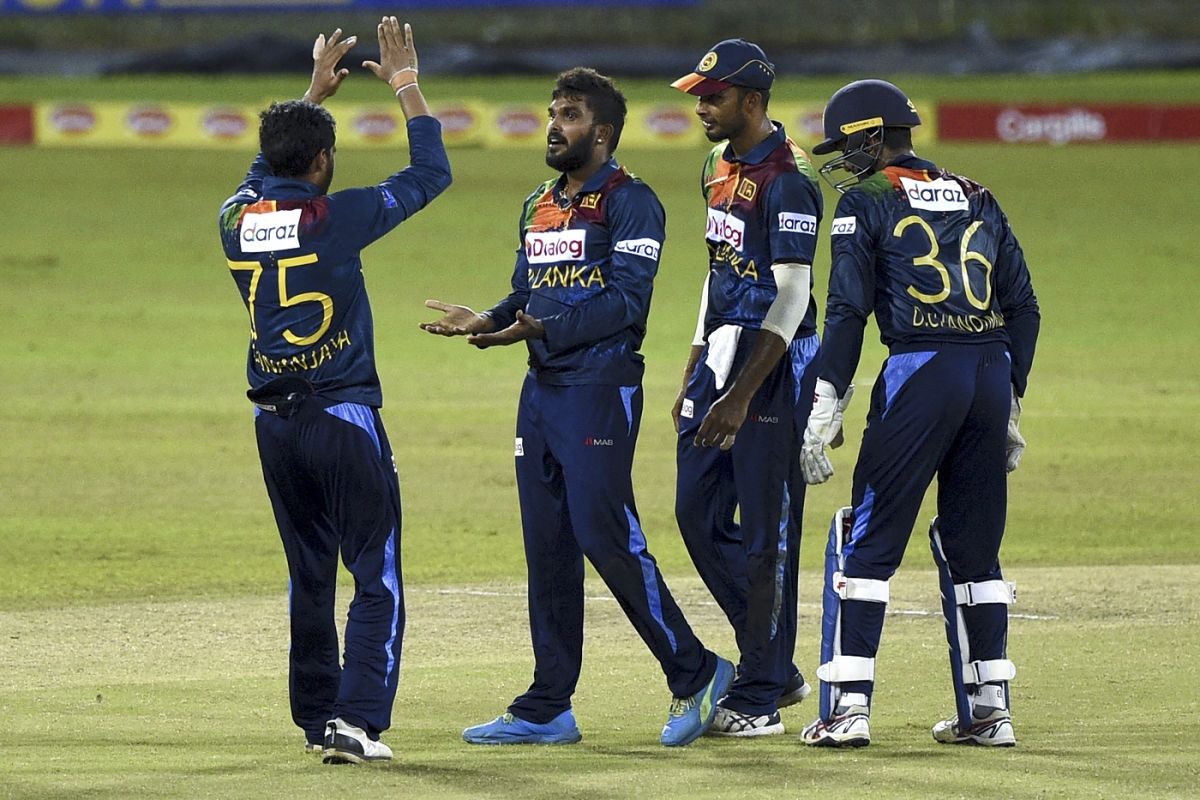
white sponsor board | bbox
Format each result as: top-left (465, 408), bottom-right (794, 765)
top-left (524, 229), bottom-right (587, 263)
top-left (777, 212), bottom-right (817, 235)
top-left (706, 207), bottom-right (745, 250)
top-left (240, 208), bottom-right (302, 253)
top-left (614, 238), bottom-right (662, 260)
top-left (830, 216), bottom-right (857, 235)
top-left (899, 177), bottom-right (969, 212)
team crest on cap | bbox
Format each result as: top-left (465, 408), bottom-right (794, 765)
top-left (699, 51), bottom-right (718, 71)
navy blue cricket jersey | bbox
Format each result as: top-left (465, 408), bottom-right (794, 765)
top-left (219, 116), bottom-right (452, 407)
top-left (486, 158), bottom-right (665, 386)
top-left (700, 124), bottom-right (823, 339)
top-left (819, 156), bottom-right (1040, 395)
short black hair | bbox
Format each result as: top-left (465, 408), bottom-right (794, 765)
top-left (552, 67), bottom-right (627, 152)
top-left (258, 100), bottom-right (336, 178)
top-left (882, 126), bottom-right (913, 150)
top-left (736, 86), bottom-right (771, 111)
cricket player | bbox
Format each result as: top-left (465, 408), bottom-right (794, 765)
top-left (798, 79), bottom-right (1040, 748)
top-left (669, 39), bottom-right (823, 736)
top-left (218, 20), bottom-right (451, 763)
top-left (421, 67), bottom-right (733, 748)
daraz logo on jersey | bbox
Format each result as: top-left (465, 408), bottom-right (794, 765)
top-left (614, 238), bottom-right (662, 260)
top-left (706, 208), bottom-right (745, 251)
top-left (241, 208), bottom-right (302, 253)
top-left (777, 212), bottom-right (817, 235)
top-left (525, 230), bottom-right (587, 263)
top-left (899, 177), bottom-right (969, 211)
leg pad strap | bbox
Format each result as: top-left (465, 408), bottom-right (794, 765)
top-left (834, 572), bottom-right (889, 603)
top-left (953, 580), bottom-right (1015, 607)
top-left (964, 658), bottom-right (1016, 685)
top-left (817, 655), bottom-right (875, 683)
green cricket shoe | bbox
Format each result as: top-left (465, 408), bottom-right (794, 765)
top-left (660, 656), bottom-right (735, 747)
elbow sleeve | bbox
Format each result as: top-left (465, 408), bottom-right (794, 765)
top-left (760, 263), bottom-right (812, 342)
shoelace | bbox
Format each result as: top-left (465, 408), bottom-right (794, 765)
top-left (668, 696), bottom-right (696, 717)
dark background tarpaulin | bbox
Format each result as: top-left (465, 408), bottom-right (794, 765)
top-left (1, 0), bottom-right (1198, 76)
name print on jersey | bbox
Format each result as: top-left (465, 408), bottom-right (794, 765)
top-left (899, 177), bottom-right (969, 212)
top-left (525, 229), bottom-right (587, 263)
top-left (706, 208), bottom-right (745, 251)
top-left (241, 208), bottom-right (302, 253)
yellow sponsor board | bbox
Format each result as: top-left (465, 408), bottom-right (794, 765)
top-left (622, 103), bottom-right (707, 148)
top-left (33, 99), bottom-right (938, 150)
top-left (37, 101), bottom-right (260, 148)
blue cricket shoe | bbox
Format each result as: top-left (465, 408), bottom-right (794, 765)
top-left (462, 709), bottom-right (582, 745)
top-left (660, 656), bottom-right (735, 747)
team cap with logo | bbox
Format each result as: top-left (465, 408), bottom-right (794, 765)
top-left (812, 79), bottom-right (921, 155)
top-left (671, 38), bottom-right (775, 96)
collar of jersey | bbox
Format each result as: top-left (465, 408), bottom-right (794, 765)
top-left (723, 122), bottom-right (786, 166)
top-left (885, 154), bottom-right (939, 174)
top-left (262, 175), bottom-right (324, 198)
top-left (553, 158), bottom-right (619, 205)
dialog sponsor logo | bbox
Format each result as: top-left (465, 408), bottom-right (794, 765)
top-left (831, 216), bottom-right (857, 235)
top-left (644, 106), bottom-right (692, 137)
top-left (241, 208), bottom-right (302, 253)
top-left (525, 229), bottom-right (587, 263)
top-left (126, 105), bottom-right (173, 138)
top-left (354, 111), bottom-right (399, 140)
top-left (996, 107), bottom-right (1106, 144)
top-left (435, 104), bottom-right (476, 134)
top-left (202, 107), bottom-right (249, 139)
top-left (706, 208), bottom-right (745, 250)
top-left (49, 104), bottom-right (96, 135)
top-left (680, 398), bottom-right (694, 419)
top-left (515, 437), bottom-right (524, 456)
top-left (497, 107), bottom-right (542, 138)
top-left (777, 212), bottom-right (817, 235)
top-left (614, 238), bottom-right (661, 260)
top-left (899, 177), bottom-right (969, 211)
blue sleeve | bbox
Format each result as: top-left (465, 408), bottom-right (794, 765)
top-left (539, 184), bottom-right (664, 353)
top-left (818, 193), bottom-right (875, 396)
top-left (485, 204), bottom-right (532, 329)
top-left (221, 153), bottom-right (271, 211)
top-left (765, 172), bottom-right (823, 265)
top-left (328, 115), bottom-right (452, 252)
top-left (990, 202), bottom-right (1040, 396)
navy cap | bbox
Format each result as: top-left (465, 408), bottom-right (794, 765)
top-left (812, 79), bottom-right (921, 155)
top-left (672, 39), bottom-right (775, 96)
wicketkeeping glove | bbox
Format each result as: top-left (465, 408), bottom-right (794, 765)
top-left (1006, 388), bottom-right (1025, 473)
top-left (800, 379), bottom-right (854, 485)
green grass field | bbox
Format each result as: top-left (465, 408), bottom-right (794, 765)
top-left (1, 72), bottom-right (1198, 798)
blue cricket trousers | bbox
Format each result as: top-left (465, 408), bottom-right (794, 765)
top-left (837, 342), bottom-right (1011, 697)
top-left (254, 396), bottom-right (404, 744)
top-left (675, 332), bottom-right (819, 715)
top-left (507, 374), bottom-right (718, 724)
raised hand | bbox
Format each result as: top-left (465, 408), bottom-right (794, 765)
top-left (303, 28), bottom-right (358, 104)
top-left (362, 17), bottom-right (419, 91)
top-left (419, 299), bottom-right (496, 337)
